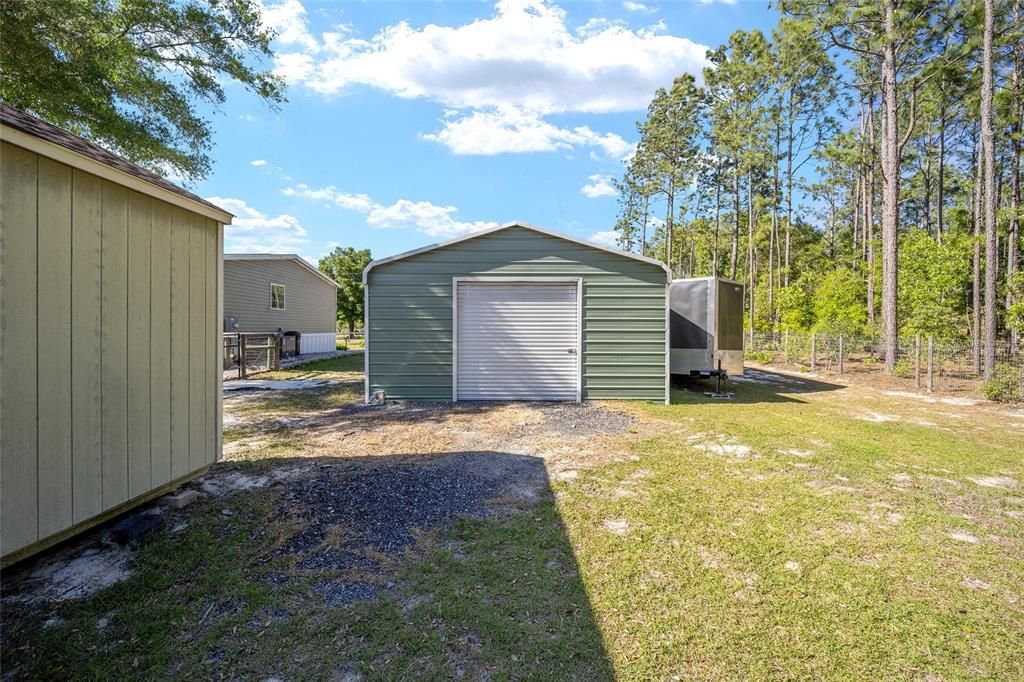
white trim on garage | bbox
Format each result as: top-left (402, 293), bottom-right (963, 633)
top-left (452, 277), bottom-right (582, 402)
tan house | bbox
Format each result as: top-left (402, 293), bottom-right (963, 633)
top-left (0, 103), bottom-right (231, 565)
top-left (224, 254), bottom-right (339, 354)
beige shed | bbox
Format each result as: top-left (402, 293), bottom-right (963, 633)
top-left (0, 104), bottom-right (232, 565)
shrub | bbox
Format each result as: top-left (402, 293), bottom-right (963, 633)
top-left (891, 359), bottom-right (911, 378)
top-left (747, 350), bottom-right (774, 364)
top-left (982, 364), bottom-right (1023, 403)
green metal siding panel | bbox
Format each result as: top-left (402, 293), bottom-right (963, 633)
top-left (367, 226), bottom-right (666, 401)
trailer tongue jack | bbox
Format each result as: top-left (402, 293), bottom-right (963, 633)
top-left (701, 359), bottom-right (734, 399)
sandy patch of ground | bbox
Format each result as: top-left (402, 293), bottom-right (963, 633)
top-left (225, 394), bottom-right (652, 481)
top-left (857, 412), bottom-right (900, 423)
top-left (603, 518), bottom-right (630, 535)
top-left (4, 544), bottom-right (135, 604)
top-left (968, 476), bottom-right (1017, 489)
top-left (686, 433), bottom-right (754, 459)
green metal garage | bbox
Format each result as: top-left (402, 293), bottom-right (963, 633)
top-left (363, 222), bottom-right (669, 403)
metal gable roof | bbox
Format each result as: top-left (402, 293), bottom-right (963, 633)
top-left (362, 221), bottom-right (671, 282)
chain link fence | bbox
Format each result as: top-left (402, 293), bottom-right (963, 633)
top-left (746, 331), bottom-right (1024, 400)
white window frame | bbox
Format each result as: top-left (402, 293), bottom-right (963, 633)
top-left (270, 282), bottom-right (286, 311)
top-left (451, 277), bottom-right (582, 403)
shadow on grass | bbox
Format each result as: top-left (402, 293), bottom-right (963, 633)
top-left (671, 367), bottom-right (846, 405)
top-left (1, 451), bottom-right (613, 680)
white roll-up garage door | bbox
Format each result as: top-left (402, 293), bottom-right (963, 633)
top-left (455, 280), bottom-right (580, 401)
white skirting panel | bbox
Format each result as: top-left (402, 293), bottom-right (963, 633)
top-left (301, 332), bottom-right (335, 354)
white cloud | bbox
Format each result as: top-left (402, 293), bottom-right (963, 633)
top-left (367, 200), bottom-right (498, 238)
top-left (260, 0), bottom-right (321, 53)
top-left (281, 184), bottom-right (497, 238)
top-left (282, 184), bottom-right (377, 212)
top-left (208, 196), bottom-right (309, 253)
top-left (238, 113), bottom-right (258, 122)
top-left (580, 174), bottom-right (617, 198)
top-left (698, 0), bottom-right (736, 4)
top-left (589, 230), bottom-right (620, 248)
top-left (261, 0), bottom-right (710, 114)
top-left (422, 106), bottom-right (634, 158)
top-left (250, 159), bottom-right (268, 167)
top-left (622, 0), bottom-right (652, 11)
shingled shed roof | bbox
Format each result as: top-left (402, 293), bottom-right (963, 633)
top-left (0, 102), bottom-right (232, 223)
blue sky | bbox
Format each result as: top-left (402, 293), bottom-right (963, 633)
top-left (196, 0), bottom-right (780, 264)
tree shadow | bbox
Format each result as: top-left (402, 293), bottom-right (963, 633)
top-left (1, 451), bottom-right (614, 680)
top-left (671, 367), bottom-right (846, 404)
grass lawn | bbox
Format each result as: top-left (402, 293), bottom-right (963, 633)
top-left (3, 364), bottom-right (1021, 680)
top-left (337, 335), bottom-right (365, 351)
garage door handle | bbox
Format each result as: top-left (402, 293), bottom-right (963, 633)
top-left (567, 348), bottom-right (577, 355)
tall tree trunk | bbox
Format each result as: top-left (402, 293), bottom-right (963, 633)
top-left (1009, 35), bottom-right (1022, 352)
top-left (665, 184), bottom-right (675, 274)
top-left (714, 175), bottom-right (722, 278)
top-left (770, 120), bottom-right (780, 314)
top-left (937, 99), bottom-right (946, 245)
top-left (829, 186), bottom-right (837, 260)
top-left (866, 97), bottom-right (877, 327)
top-left (982, 0), bottom-right (998, 376)
top-left (785, 90), bottom-right (795, 286)
top-left (748, 170), bottom-right (756, 343)
top-left (973, 139), bottom-right (983, 373)
top-left (640, 193), bottom-right (650, 258)
top-left (921, 154), bottom-right (931, 234)
top-left (880, 0), bottom-right (900, 372)
top-left (856, 99), bottom-right (864, 261)
top-left (852, 122), bottom-right (862, 269)
top-left (731, 165), bottom-right (740, 279)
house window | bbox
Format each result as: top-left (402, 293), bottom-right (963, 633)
top-left (270, 283), bottom-right (286, 310)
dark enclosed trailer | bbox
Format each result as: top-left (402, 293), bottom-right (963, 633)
top-left (669, 277), bottom-right (745, 376)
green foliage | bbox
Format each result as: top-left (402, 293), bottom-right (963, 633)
top-left (813, 268), bottom-right (867, 336)
top-left (981, 364), bottom-right (1023, 403)
top-left (776, 283), bottom-right (815, 331)
top-left (319, 247), bottom-right (372, 334)
top-left (1007, 273), bottom-right (1024, 334)
top-left (0, 0), bottom-right (284, 182)
top-left (746, 350), bottom-right (774, 363)
top-left (898, 229), bottom-right (972, 338)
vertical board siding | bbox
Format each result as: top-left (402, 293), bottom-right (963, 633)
top-left (205, 224), bottom-right (217, 465)
top-left (188, 218), bottom-right (207, 470)
top-left (223, 259), bottom-right (337, 334)
top-left (169, 209), bottom-right (190, 478)
top-left (127, 193), bottom-right (152, 497)
top-left (100, 181), bottom-right (129, 508)
top-left (36, 158), bottom-right (74, 537)
top-left (0, 143), bottom-right (39, 554)
top-left (215, 225), bottom-right (225, 463)
top-left (367, 227), bottom-right (667, 402)
top-left (71, 169), bottom-right (104, 524)
top-left (0, 140), bottom-right (222, 558)
top-left (150, 202), bottom-right (172, 487)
